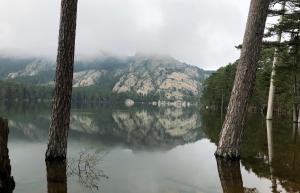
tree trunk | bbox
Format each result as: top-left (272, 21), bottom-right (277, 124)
top-left (216, 158), bottom-right (244, 193)
top-left (298, 109), bottom-right (300, 123)
top-left (266, 2), bottom-right (286, 120)
top-left (215, 0), bottom-right (271, 159)
top-left (0, 118), bottom-right (15, 193)
top-left (266, 120), bottom-right (273, 163)
top-left (46, 160), bottom-right (67, 193)
top-left (293, 36), bottom-right (299, 123)
top-left (266, 120), bottom-right (279, 192)
top-left (293, 104), bottom-right (298, 123)
top-left (46, 0), bottom-right (78, 160)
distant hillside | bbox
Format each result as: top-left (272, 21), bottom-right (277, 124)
top-left (0, 54), bottom-right (212, 100)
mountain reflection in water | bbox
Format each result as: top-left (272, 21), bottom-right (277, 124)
top-left (1, 103), bottom-right (300, 193)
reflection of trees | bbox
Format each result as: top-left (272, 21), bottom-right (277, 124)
top-left (67, 151), bottom-right (108, 191)
top-left (46, 160), bottom-right (67, 193)
top-left (216, 158), bottom-right (260, 193)
top-left (0, 118), bottom-right (15, 193)
top-left (203, 112), bottom-right (300, 192)
top-left (47, 151), bottom-right (108, 193)
top-left (217, 158), bottom-right (244, 193)
top-left (204, 112), bottom-right (300, 193)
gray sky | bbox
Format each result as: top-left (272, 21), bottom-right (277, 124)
top-left (0, 0), bottom-right (251, 70)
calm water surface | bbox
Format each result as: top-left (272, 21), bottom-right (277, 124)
top-left (1, 103), bottom-right (300, 193)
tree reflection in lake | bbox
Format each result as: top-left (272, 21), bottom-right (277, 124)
top-left (46, 150), bottom-right (108, 193)
top-left (216, 158), bottom-right (244, 193)
top-left (266, 120), bottom-right (280, 193)
top-left (4, 103), bottom-right (300, 193)
top-left (216, 158), bottom-right (259, 193)
top-left (0, 118), bottom-right (15, 193)
top-left (2, 103), bottom-right (203, 151)
top-left (67, 150), bottom-right (108, 191)
top-left (46, 160), bottom-right (67, 193)
top-left (203, 111), bottom-right (300, 193)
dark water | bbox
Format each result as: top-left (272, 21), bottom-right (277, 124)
top-left (1, 103), bottom-right (300, 193)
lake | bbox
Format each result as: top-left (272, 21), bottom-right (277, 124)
top-left (1, 102), bottom-right (299, 193)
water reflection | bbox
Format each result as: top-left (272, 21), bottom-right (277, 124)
top-left (266, 120), bottom-right (300, 192)
top-left (0, 118), bottom-right (15, 193)
top-left (4, 103), bottom-right (300, 193)
top-left (266, 120), bottom-right (279, 193)
top-left (2, 103), bottom-right (203, 150)
top-left (46, 160), bottom-right (67, 193)
top-left (216, 158), bottom-right (259, 193)
top-left (216, 158), bottom-right (244, 193)
top-left (46, 151), bottom-right (108, 193)
top-left (111, 108), bottom-right (201, 149)
top-left (67, 151), bottom-right (108, 191)
top-left (202, 112), bottom-right (300, 193)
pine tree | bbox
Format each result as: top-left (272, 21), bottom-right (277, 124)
top-left (46, 0), bottom-right (78, 160)
top-left (215, 0), bottom-right (271, 159)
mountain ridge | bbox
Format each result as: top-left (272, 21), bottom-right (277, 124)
top-left (0, 54), bottom-right (212, 100)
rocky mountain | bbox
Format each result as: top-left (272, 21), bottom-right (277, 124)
top-left (7, 59), bottom-right (53, 79)
top-left (0, 54), bottom-right (211, 100)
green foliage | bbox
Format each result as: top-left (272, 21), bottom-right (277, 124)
top-left (0, 80), bottom-right (161, 104)
top-left (200, 53), bottom-right (270, 109)
top-left (202, 0), bottom-right (300, 113)
top-left (201, 62), bottom-right (236, 109)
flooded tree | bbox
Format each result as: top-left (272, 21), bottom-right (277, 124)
top-left (46, 0), bottom-right (78, 160)
top-left (0, 118), bottom-right (15, 193)
top-left (215, 0), bottom-right (271, 159)
top-left (46, 160), bottom-right (67, 193)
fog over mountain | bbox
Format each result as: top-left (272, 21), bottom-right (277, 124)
top-left (0, 0), bottom-right (250, 70)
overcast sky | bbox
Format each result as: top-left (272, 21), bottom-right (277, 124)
top-left (0, 0), bottom-right (251, 70)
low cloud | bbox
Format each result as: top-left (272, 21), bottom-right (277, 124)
top-left (0, 0), bottom-right (250, 70)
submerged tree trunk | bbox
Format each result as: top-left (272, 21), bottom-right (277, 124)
top-left (266, 120), bottom-right (273, 163)
top-left (266, 120), bottom-right (278, 192)
top-left (298, 109), bottom-right (300, 123)
top-left (215, 0), bottom-right (271, 159)
top-left (46, 160), bottom-right (67, 193)
top-left (0, 118), bottom-right (15, 193)
top-left (216, 158), bottom-right (244, 193)
top-left (293, 58), bottom-right (298, 123)
top-left (293, 104), bottom-right (298, 123)
top-left (266, 2), bottom-right (286, 120)
top-left (46, 0), bottom-right (78, 160)
top-left (293, 36), bottom-right (299, 123)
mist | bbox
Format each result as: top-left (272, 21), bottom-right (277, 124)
top-left (0, 0), bottom-right (250, 70)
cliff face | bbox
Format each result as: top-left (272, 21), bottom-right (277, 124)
top-left (112, 55), bottom-right (205, 99)
top-left (1, 54), bottom-right (211, 99)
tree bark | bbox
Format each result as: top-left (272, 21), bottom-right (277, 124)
top-left (215, 0), bottom-right (271, 159)
top-left (46, 0), bottom-right (78, 160)
top-left (46, 160), bottom-right (67, 193)
top-left (0, 118), bottom-right (15, 193)
top-left (266, 2), bottom-right (286, 120)
top-left (298, 109), bottom-right (300, 123)
top-left (216, 158), bottom-right (244, 193)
